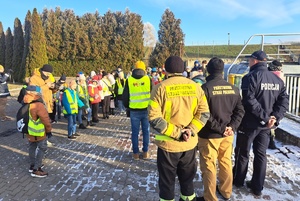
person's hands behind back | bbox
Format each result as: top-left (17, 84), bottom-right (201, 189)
top-left (180, 128), bottom-right (193, 142)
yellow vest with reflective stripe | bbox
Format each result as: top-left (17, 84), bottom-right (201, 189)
top-left (28, 105), bottom-right (45, 137)
top-left (77, 84), bottom-right (88, 99)
top-left (116, 79), bottom-right (125, 95)
top-left (63, 89), bottom-right (78, 114)
top-left (128, 76), bottom-right (151, 109)
top-left (89, 86), bottom-right (95, 102)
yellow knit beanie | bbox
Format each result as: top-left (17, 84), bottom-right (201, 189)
top-left (135, 61), bottom-right (146, 70)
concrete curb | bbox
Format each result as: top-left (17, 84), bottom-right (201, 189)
top-left (276, 115), bottom-right (300, 147)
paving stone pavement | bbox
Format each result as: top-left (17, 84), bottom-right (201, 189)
top-left (0, 94), bottom-right (299, 201)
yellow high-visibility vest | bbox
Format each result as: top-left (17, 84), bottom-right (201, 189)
top-left (116, 78), bottom-right (125, 95)
top-left (28, 105), bottom-right (45, 137)
top-left (128, 76), bottom-right (151, 109)
top-left (89, 86), bottom-right (96, 102)
top-left (63, 89), bottom-right (78, 114)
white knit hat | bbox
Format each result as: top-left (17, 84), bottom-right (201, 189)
top-left (90, 71), bottom-right (96, 78)
top-left (79, 74), bottom-right (86, 80)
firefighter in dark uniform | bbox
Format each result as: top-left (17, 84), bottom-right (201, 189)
top-left (233, 50), bottom-right (289, 196)
top-left (196, 57), bottom-right (245, 201)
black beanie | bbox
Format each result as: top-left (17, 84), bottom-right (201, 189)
top-left (207, 57), bottom-right (224, 75)
top-left (41, 64), bottom-right (53, 73)
top-left (102, 71), bottom-right (108, 77)
top-left (268, 60), bottom-right (282, 71)
top-left (165, 56), bottom-right (184, 73)
top-left (59, 74), bottom-right (66, 82)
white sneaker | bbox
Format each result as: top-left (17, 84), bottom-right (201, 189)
top-left (47, 141), bottom-right (53, 147)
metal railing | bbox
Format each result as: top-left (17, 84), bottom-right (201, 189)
top-left (227, 33), bottom-right (300, 79)
top-left (285, 74), bottom-right (300, 117)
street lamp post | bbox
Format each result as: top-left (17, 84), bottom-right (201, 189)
top-left (228, 33), bottom-right (230, 58)
top-left (228, 33), bottom-right (230, 46)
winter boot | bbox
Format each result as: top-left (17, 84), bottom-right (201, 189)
top-left (87, 121), bottom-right (95, 127)
top-left (79, 123), bottom-right (87, 129)
top-left (268, 136), bottom-right (277, 149)
top-left (106, 113), bottom-right (109, 119)
top-left (111, 108), bottom-right (115, 115)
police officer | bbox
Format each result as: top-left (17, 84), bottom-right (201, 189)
top-left (196, 57), bottom-right (244, 201)
top-left (148, 56), bottom-right (210, 201)
top-left (233, 50), bottom-right (289, 196)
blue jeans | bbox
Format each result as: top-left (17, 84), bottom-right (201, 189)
top-left (78, 109), bottom-right (83, 124)
top-left (78, 108), bottom-right (92, 123)
top-left (130, 110), bottom-right (150, 154)
top-left (118, 100), bottom-right (126, 113)
top-left (67, 114), bottom-right (77, 137)
top-left (29, 138), bottom-right (47, 170)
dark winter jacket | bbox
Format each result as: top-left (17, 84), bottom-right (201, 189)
top-left (198, 74), bottom-right (245, 138)
top-left (240, 62), bottom-right (289, 129)
top-left (17, 85), bottom-right (28, 104)
top-left (0, 73), bottom-right (10, 98)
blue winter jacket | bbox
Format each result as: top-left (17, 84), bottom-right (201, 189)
top-left (62, 88), bottom-right (84, 115)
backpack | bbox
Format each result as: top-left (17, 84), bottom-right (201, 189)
top-left (16, 101), bottom-right (38, 135)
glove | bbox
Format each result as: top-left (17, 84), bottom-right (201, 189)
top-left (46, 132), bottom-right (53, 139)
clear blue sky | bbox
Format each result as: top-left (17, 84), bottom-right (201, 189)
top-left (1, 0), bottom-right (300, 45)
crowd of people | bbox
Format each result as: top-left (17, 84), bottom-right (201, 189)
top-left (0, 50), bottom-right (289, 200)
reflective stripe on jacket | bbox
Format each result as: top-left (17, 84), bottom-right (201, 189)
top-left (148, 76), bottom-right (210, 153)
top-left (63, 89), bottom-right (78, 114)
top-left (128, 76), bottom-right (151, 109)
top-left (0, 73), bottom-right (10, 97)
top-left (77, 84), bottom-right (90, 107)
top-left (116, 78), bottom-right (125, 95)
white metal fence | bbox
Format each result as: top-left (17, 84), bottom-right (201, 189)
top-left (285, 74), bottom-right (300, 117)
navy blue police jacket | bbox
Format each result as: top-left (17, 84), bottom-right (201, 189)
top-left (198, 74), bottom-right (245, 139)
top-left (239, 62), bottom-right (289, 129)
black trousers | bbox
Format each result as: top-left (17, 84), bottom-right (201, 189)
top-left (102, 96), bottom-right (110, 116)
top-left (157, 147), bottom-right (197, 200)
top-left (91, 103), bottom-right (99, 121)
top-left (49, 101), bottom-right (57, 121)
top-left (233, 128), bottom-right (270, 192)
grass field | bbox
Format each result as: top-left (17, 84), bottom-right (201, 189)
top-left (184, 44), bottom-right (278, 59)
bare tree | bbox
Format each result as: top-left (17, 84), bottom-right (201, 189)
top-left (143, 22), bottom-right (156, 47)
